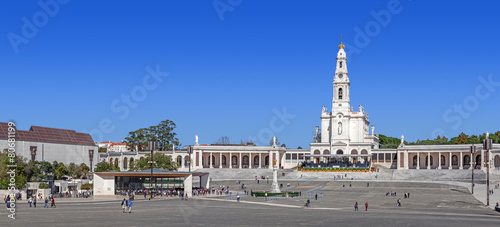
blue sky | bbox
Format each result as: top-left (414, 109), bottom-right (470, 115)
top-left (1, 0), bottom-right (500, 148)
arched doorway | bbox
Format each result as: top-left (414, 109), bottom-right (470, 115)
top-left (212, 155), bottom-right (216, 167)
top-left (265, 156), bottom-right (269, 166)
top-left (232, 155), bottom-right (238, 167)
top-left (351, 150), bottom-right (358, 164)
top-left (476, 155), bottom-right (482, 169)
top-left (441, 155), bottom-right (446, 167)
top-left (495, 155), bottom-right (500, 168)
top-left (361, 149), bottom-right (368, 164)
top-left (243, 155), bottom-right (249, 167)
top-left (463, 155), bottom-right (470, 167)
top-left (452, 155), bottom-right (458, 167)
top-left (184, 156), bottom-right (190, 167)
top-left (254, 155), bottom-right (259, 167)
top-left (222, 155), bottom-right (227, 167)
top-left (413, 155), bottom-right (418, 168)
top-left (177, 156), bottom-right (182, 166)
top-left (123, 157), bottom-right (128, 169)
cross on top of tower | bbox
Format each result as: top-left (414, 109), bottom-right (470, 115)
top-left (338, 34), bottom-right (345, 49)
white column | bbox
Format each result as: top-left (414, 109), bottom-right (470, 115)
top-left (459, 152), bottom-right (463, 170)
top-left (404, 150), bottom-right (409, 169)
top-left (250, 153), bottom-right (253, 169)
top-left (427, 152), bottom-right (430, 169)
top-left (258, 153), bottom-right (262, 169)
top-left (229, 152), bottom-right (232, 168)
top-left (438, 152), bottom-right (441, 169)
top-left (268, 152), bottom-right (272, 169)
top-left (209, 152), bottom-right (213, 168)
top-left (480, 149), bottom-right (484, 170)
top-left (239, 153), bottom-right (242, 169)
top-left (416, 152), bottom-right (420, 169)
top-left (448, 152), bottom-right (452, 169)
top-left (219, 152), bottom-right (222, 168)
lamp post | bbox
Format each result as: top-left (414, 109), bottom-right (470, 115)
top-left (148, 140), bottom-right (156, 200)
top-left (470, 145), bottom-right (475, 194)
top-left (483, 134), bottom-right (492, 206)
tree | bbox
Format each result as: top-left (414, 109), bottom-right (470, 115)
top-left (216, 136), bottom-right (230, 145)
top-left (77, 163), bottom-right (90, 179)
top-left (54, 165), bottom-right (68, 180)
top-left (280, 144), bottom-right (286, 148)
top-left (130, 153), bottom-right (177, 171)
top-left (124, 119), bottom-right (180, 151)
top-left (456, 132), bottom-right (468, 144)
top-left (0, 149), bottom-right (29, 189)
top-left (94, 161), bottom-right (120, 172)
top-left (297, 146), bottom-right (303, 149)
top-left (98, 147), bottom-right (107, 153)
top-left (39, 182), bottom-right (49, 189)
top-left (67, 162), bottom-right (77, 178)
top-left (81, 183), bottom-right (93, 190)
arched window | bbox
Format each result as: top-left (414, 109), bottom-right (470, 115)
top-left (254, 156), bottom-right (259, 166)
top-left (339, 88), bottom-right (343, 99)
top-left (452, 155), bottom-right (458, 165)
top-left (338, 122), bottom-right (342, 135)
top-left (464, 155), bottom-right (470, 166)
top-left (123, 157), bottom-right (128, 169)
top-left (413, 155), bottom-right (417, 166)
top-left (441, 155), bottom-right (446, 166)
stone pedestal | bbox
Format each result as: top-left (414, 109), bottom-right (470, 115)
top-left (269, 167), bottom-right (281, 193)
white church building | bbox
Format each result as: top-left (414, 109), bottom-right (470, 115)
top-left (97, 39), bottom-right (500, 172)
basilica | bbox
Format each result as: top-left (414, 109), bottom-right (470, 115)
top-left (97, 39), bottom-right (500, 173)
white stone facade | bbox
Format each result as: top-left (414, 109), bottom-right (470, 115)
top-left (309, 41), bottom-right (379, 163)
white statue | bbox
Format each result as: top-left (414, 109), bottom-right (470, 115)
top-left (401, 134), bottom-right (404, 144)
top-left (486, 132), bottom-right (489, 139)
top-left (322, 106), bottom-right (326, 113)
top-left (273, 136), bottom-right (277, 146)
top-left (195, 135), bottom-right (199, 144)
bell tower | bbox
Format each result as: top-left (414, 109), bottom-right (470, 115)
top-left (332, 35), bottom-right (350, 113)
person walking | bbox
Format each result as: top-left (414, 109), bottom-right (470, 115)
top-left (51, 198), bottom-right (56, 208)
top-left (365, 202), bottom-right (368, 211)
top-left (354, 202), bottom-right (358, 211)
top-left (28, 196), bottom-right (33, 207)
top-left (128, 200), bottom-right (133, 213)
top-left (121, 199), bottom-right (127, 213)
top-left (44, 197), bottom-right (49, 208)
top-left (315, 193), bottom-right (318, 200)
top-left (33, 196), bottom-right (37, 208)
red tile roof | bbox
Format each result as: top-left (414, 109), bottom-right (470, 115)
top-left (0, 122), bottom-right (96, 146)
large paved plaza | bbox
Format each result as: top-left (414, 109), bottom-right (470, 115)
top-left (1, 180), bottom-right (499, 226)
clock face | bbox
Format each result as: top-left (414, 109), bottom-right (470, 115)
top-left (339, 74), bottom-right (343, 78)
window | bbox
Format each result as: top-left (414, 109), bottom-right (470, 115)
top-left (292, 154), bottom-right (297, 160)
top-left (338, 88), bottom-right (343, 99)
top-left (286, 154), bottom-right (291, 160)
top-left (298, 153), bottom-right (304, 160)
top-left (339, 61), bottom-right (343, 68)
top-left (338, 122), bottom-right (342, 135)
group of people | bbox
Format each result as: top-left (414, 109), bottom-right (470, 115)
top-left (28, 195), bottom-right (56, 208)
top-left (354, 202), bottom-right (369, 211)
top-left (121, 199), bottom-right (133, 213)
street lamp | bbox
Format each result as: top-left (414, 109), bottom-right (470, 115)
top-left (148, 140), bottom-right (156, 200)
top-left (470, 145), bottom-right (475, 194)
top-left (483, 133), bottom-right (493, 206)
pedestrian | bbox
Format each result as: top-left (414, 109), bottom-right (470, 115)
top-left (404, 193), bottom-right (407, 199)
top-left (44, 197), bottom-right (49, 208)
top-left (365, 202), bottom-right (368, 211)
top-left (33, 196), bottom-right (37, 208)
top-left (128, 200), bottom-right (133, 213)
top-left (349, 182), bottom-right (352, 187)
top-left (407, 192), bottom-right (410, 198)
top-left (367, 182), bottom-right (369, 187)
top-left (307, 199), bottom-right (311, 207)
top-left (28, 196), bottom-right (33, 207)
top-left (354, 202), bottom-right (358, 211)
top-left (315, 193), bottom-right (318, 200)
top-left (121, 199), bottom-right (127, 213)
top-left (397, 198), bottom-right (401, 207)
top-left (237, 194), bottom-right (240, 202)
top-left (51, 198), bottom-right (56, 208)
top-left (343, 183), bottom-right (345, 187)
